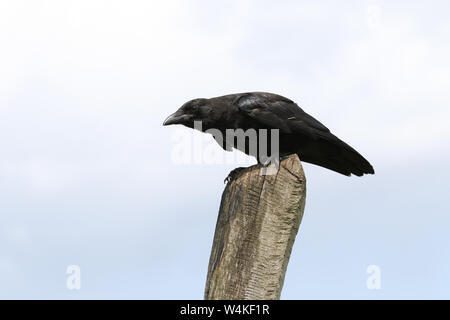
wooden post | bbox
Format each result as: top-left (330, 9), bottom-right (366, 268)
top-left (204, 154), bottom-right (307, 300)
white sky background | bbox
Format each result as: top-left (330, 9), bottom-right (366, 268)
top-left (0, 0), bottom-right (449, 298)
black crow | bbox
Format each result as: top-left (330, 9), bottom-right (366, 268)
top-left (163, 92), bottom-right (374, 177)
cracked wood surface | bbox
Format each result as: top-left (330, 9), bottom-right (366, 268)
top-left (204, 154), bottom-right (306, 300)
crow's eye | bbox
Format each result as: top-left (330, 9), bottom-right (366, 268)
top-left (190, 104), bottom-right (203, 114)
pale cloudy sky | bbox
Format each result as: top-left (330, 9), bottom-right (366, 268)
top-left (1, 0), bottom-right (449, 299)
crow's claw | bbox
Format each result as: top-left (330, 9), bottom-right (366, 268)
top-left (224, 167), bottom-right (247, 184)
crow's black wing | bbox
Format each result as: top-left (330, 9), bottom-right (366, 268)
top-left (234, 92), bottom-right (330, 139)
top-left (234, 92), bottom-right (374, 176)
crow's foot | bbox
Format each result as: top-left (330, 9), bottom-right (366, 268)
top-left (224, 167), bottom-right (247, 184)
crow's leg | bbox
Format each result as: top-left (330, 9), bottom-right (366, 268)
top-left (224, 167), bottom-right (247, 184)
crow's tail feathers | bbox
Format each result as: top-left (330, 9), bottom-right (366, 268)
top-left (302, 136), bottom-right (375, 177)
top-left (336, 144), bottom-right (374, 177)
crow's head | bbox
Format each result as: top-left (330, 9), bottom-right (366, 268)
top-left (163, 98), bottom-right (214, 129)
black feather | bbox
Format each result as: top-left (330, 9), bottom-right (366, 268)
top-left (164, 92), bottom-right (374, 177)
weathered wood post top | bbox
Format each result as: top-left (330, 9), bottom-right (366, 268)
top-left (204, 154), bottom-right (307, 300)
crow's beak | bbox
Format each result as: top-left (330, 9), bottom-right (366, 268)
top-left (163, 111), bottom-right (192, 126)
